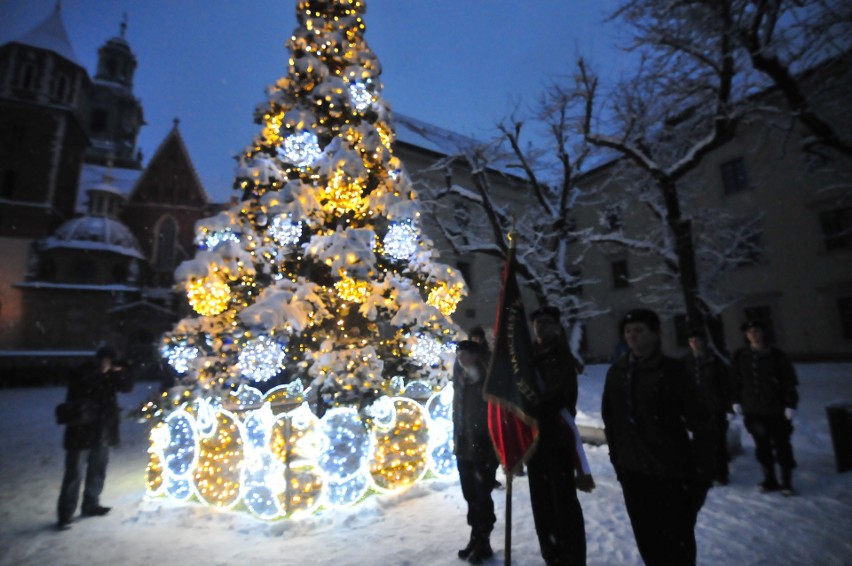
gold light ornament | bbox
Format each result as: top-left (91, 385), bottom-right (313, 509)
top-left (335, 274), bottom-right (372, 303)
top-left (322, 170), bottom-right (363, 214)
top-left (270, 408), bottom-right (324, 516)
top-left (427, 282), bottom-right (464, 316)
top-left (186, 275), bottom-right (231, 316)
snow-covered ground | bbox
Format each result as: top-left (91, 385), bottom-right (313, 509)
top-left (1, 363), bottom-right (851, 565)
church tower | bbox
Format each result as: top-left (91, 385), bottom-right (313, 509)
top-left (0, 3), bottom-right (90, 239)
top-left (84, 17), bottom-right (145, 169)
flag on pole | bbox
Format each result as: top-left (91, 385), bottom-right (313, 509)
top-left (484, 246), bottom-right (539, 475)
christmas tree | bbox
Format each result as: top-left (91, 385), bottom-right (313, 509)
top-left (143, 0), bottom-right (464, 519)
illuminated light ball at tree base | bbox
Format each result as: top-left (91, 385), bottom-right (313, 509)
top-left (277, 130), bottom-right (323, 168)
top-left (369, 397), bottom-right (430, 492)
top-left (383, 221), bottom-right (419, 261)
top-left (192, 410), bottom-right (244, 509)
top-left (186, 275), bottom-right (231, 316)
top-left (270, 408), bottom-right (325, 516)
top-left (238, 335), bottom-right (288, 382)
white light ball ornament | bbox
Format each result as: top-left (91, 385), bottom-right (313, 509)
top-left (277, 130), bottom-right (322, 168)
top-left (267, 214), bottom-right (303, 245)
top-left (410, 334), bottom-right (443, 367)
top-left (383, 221), bottom-right (419, 261)
top-left (238, 335), bottom-right (287, 382)
top-left (197, 229), bottom-right (240, 251)
top-left (348, 82), bottom-right (373, 112)
top-left (162, 340), bottom-right (200, 374)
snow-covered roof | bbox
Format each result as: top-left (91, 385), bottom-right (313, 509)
top-left (15, 281), bottom-right (141, 292)
top-left (42, 215), bottom-right (145, 259)
top-left (12, 5), bottom-right (79, 66)
top-left (77, 164), bottom-right (143, 213)
top-left (393, 113), bottom-right (483, 156)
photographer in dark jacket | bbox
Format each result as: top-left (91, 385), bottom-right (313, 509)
top-left (602, 309), bottom-right (717, 566)
top-left (56, 346), bottom-right (133, 530)
top-left (453, 336), bottom-right (499, 564)
top-left (731, 320), bottom-right (799, 495)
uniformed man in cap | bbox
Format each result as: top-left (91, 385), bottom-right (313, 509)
top-left (602, 308), bottom-right (716, 566)
top-left (731, 320), bottom-right (799, 495)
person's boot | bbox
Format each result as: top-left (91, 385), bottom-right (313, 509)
top-left (458, 530), bottom-right (476, 559)
top-left (759, 465), bottom-right (781, 493)
top-left (81, 505), bottom-right (111, 517)
top-left (467, 532), bottom-right (493, 564)
top-left (780, 467), bottom-right (795, 496)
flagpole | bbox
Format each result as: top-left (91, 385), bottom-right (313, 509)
top-left (504, 470), bottom-right (513, 566)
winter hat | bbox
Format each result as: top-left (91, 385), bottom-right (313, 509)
top-left (531, 305), bottom-right (560, 323)
top-left (456, 340), bottom-right (482, 354)
top-left (740, 320), bottom-right (764, 332)
top-left (619, 308), bottom-right (661, 335)
top-left (468, 326), bottom-right (486, 342)
top-left (95, 345), bottom-right (117, 360)
top-left (686, 328), bottom-right (706, 340)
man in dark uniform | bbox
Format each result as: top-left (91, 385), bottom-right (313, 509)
top-left (683, 328), bottom-right (732, 485)
top-left (731, 320), bottom-right (799, 495)
top-left (527, 305), bottom-right (589, 566)
top-left (602, 309), bottom-right (716, 566)
top-left (56, 346), bottom-right (133, 530)
top-left (453, 338), bottom-right (499, 564)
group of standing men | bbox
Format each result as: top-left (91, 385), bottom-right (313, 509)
top-left (452, 307), bottom-right (799, 566)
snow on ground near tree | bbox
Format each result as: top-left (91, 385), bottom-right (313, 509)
top-left (1, 364), bottom-right (851, 565)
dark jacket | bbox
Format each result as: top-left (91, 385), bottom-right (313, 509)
top-left (532, 334), bottom-right (579, 442)
top-left (681, 350), bottom-right (731, 415)
top-left (731, 346), bottom-right (799, 416)
top-left (63, 361), bottom-right (133, 451)
top-left (602, 351), bottom-right (717, 485)
top-left (452, 345), bottom-right (496, 462)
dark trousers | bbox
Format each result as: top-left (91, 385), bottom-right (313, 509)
top-left (527, 437), bottom-right (587, 566)
top-left (57, 446), bottom-right (109, 521)
top-left (716, 415), bottom-right (730, 482)
top-left (744, 414), bottom-right (796, 469)
top-left (457, 457), bottom-right (497, 535)
top-left (619, 470), bottom-right (703, 566)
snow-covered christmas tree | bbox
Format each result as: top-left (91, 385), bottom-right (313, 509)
top-left (142, 0), bottom-right (465, 519)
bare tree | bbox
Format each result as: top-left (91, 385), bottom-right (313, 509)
top-left (730, 0), bottom-right (852, 156)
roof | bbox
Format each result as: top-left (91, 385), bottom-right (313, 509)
top-left (12, 4), bottom-right (80, 66)
top-left (42, 215), bottom-right (145, 259)
top-left (128, 123), bottom-right (210, 204)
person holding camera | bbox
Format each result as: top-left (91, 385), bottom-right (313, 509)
top-left (56, 345), bottom-right (133, 530)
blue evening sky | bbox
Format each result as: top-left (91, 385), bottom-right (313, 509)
top-left (0, 0), bottom-right (628, 203)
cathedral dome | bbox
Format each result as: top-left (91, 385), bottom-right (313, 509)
top-left (43, 216), bottom-right (145, 259)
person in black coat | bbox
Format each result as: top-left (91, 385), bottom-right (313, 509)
top-left (56, 346), bottom-right (133, 530)
top-left (602, 309), bottom-right (717, 566)
top-left (527, 305), bottom-right (589, 566)
top-left (453, 336), bottom-right (499, 564)
top-left (682, 329), bottom-right (733, 485)
top-left (731, 320), bottom-right (799, 495)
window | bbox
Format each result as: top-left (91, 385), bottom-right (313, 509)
top-left (673, 314), bottom-right (689, 348)
top-left (154, 217), bottom-right (178, 271)
top-left (611, 259), bottom-right (629, 289)
top-left (743, 305), bottom-right (776, 344)
top-left (19, 62), bottom-right (36, 90)
top-left (839, 297), bottom-right (852, 340)
top-left (602, 204), bottom-right (623, 233)
top-left (820, 207), bottom-right (851, 251)
top-left (89, 109), bottom-right (108, 133)
top-left (456, 261), bottom-right (472, 292)
top-left (720, 157), bottom-right (749, 195)
top-left (53, 74), bottom-right (68, 101)
top-left (733, 230), bottom-right (766, 267)
top-left (1, 170), bottom-right (16, 199)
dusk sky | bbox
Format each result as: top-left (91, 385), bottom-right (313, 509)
top-left (1, 0), bottom-right (628, 203)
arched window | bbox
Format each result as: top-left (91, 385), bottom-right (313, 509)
top-left (154, 216), bottom-right (178, 271)
top-left (20, 63), bottom-right (37, 90)
top-left (53, 74), bottom-right (68, 101)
